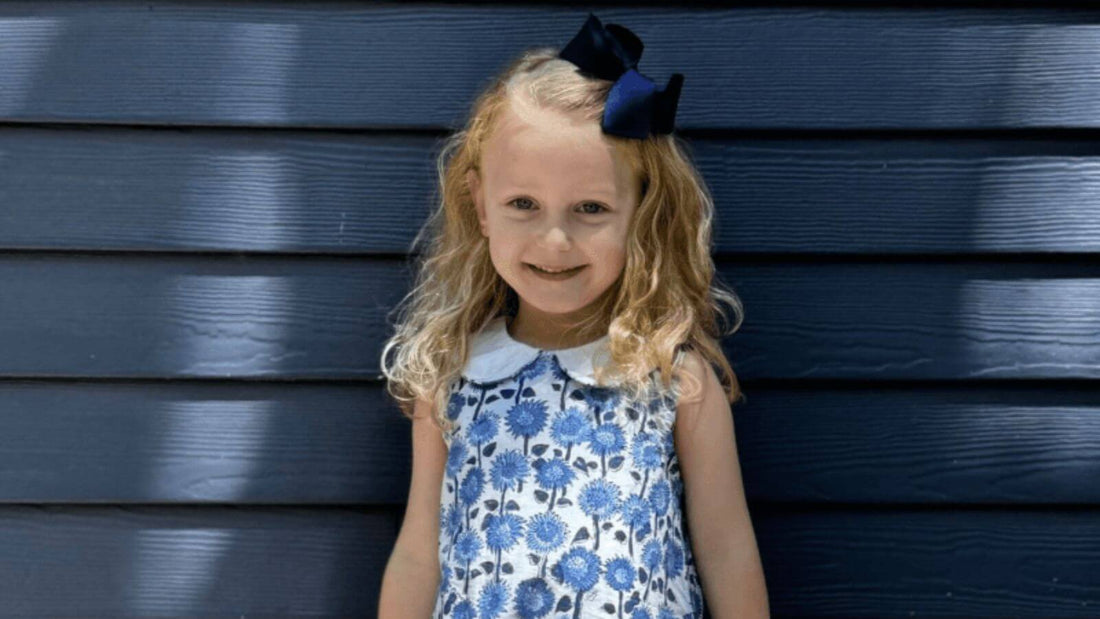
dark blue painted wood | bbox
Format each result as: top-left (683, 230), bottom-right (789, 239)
top-left (1, 5), bottom-right (1100, 129)
top-left (0, 2), bottom-right (1097, 616)
top-left (2, 504), bottom-right (1097, 616)
top-left (0, 381), bottom-right (1096, 507)
top-left (0, 505), bottom-right (394, 616)
top-left (0, 381), bottom-right (408, 503)
top-left (0, 257), bottom-right (1097, 380)
top-left (738, 386), bottom-right (1100, 504)
top-left (2, 128), bottom-right (1100, 254)
top-left (755, 507), bottom-right (1100, 615)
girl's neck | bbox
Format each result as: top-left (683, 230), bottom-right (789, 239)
top-left (505, 313), bottom-right (606, 351)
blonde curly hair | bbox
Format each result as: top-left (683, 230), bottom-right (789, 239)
top-left (380, 47), bottom-right (744, 436)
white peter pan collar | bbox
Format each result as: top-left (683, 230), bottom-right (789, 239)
top-left (462, 315), bottom-right (614, 387)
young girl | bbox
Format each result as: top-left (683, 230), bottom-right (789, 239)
top-left (378, 14), bottom-right (769, 618)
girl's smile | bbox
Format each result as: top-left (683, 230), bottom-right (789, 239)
top-left (526, 262), bottom-right (588, 279)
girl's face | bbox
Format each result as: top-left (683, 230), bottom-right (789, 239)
top-left (467, 96), bottom-right (642, 337)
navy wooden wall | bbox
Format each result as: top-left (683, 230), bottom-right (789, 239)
top-left (1, 2), bottom-right (1098, 616)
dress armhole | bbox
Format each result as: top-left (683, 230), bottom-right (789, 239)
top-left (652, 344), bottom-right (689, 434)
top-left (440, 377), bottom-right (465, 449)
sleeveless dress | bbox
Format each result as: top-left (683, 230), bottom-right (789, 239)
top-left (433, 315), bottom-right (705, 619)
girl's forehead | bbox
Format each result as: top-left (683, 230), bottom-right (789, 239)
top-left (492, 104), bottom-right (605, 153)
top-left (483, 101), bottom-right (626, 187)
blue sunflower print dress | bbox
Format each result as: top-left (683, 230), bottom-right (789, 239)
top-left (433, 315), bottom-right (705, 619)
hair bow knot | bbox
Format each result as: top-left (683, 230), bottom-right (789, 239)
top-left (558, 13), bottom-right (684, 139)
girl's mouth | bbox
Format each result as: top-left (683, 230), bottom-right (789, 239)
top-left (526, 263), bottom-right (586, 279)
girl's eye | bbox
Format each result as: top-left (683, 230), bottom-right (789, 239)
top-left (507, 198), bottom-right (608, 214)
top-left (579, 202), bottom-right (608, 214)
top-left (508, 197), bottom-right (536, 211)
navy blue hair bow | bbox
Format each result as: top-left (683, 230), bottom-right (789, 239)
top-left (558, 13), bottom-right (684, 140)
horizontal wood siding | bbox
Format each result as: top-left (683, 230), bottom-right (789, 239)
top-left (4, 128), bottom-right (1100, 254)
top-left (0, 2), bottom-right (1097, 616)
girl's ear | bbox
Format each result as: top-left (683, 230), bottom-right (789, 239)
top-left (466, 168), bottom-right (488, 238)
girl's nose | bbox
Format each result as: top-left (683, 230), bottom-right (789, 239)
top-left (539, 224), bottom-right (573, 247)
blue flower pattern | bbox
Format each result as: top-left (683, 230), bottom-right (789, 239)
top-left (434, 347), bottom-right (704, 619)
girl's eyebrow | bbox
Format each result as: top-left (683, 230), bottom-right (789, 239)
top-left (504, 185), bottom-right (617, 198)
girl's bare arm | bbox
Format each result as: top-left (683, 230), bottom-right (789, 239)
top-left (674, 352), bottom-right (770, 618)
top-left (379, 398), bottom-right (448, 618)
